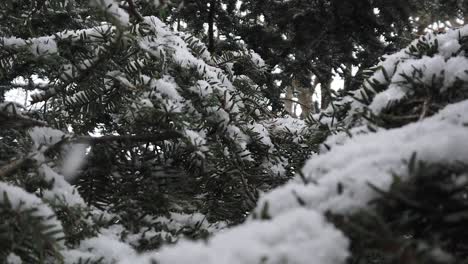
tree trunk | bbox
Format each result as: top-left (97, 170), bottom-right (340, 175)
top-left (297, 86), bottom-right (313, 119)
top-left (208, 0), bottom-right (215, 52)
top-left (416, 13), bottom-right (434, 35)
top-left (312, 66), bottom-right (333, 110)
top-left (343, 62), bottom-right (353, 92)
top-left (320, 76), bottom-right (332, 110)
top-left (297, 77), bottom-right (319, 118)
top-left (284, 86), bottom-right (295, 117)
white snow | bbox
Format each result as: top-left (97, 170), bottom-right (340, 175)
top-left (69, 234), bottom-right (137, 263)
top-left (39, 164), bottom-right (86, 206)
top-left (369, 55), bottom-right (446, 113)
top-left (248, 123), bottom-right (274, 152)
top-left (147, 75), bottom-right (184, 112)
top-left (62, 249), bottom-right (97, 264)
top-left (207, 107), bottom-right (230, 126)
top-left (267, 116), bottom-right (307, 135)
top-left (6, 253), bottom-right (22, 264)
top-left (60, 143), bottom-right (88, 181)
top-left (119, 209), bottom-right (349, 264)
top-left (30, 36), bottom-right (58, 56)
top-left (362, 25), bottom-right (468, 114)
top-left (93, 211), bottom-right (226, 249)
top-left (226, 125), bottom-right (253, 161)
top-left (189, 80), bottom-right (214, 97)
top-left (249, 50), bottom-right (266, 68)
top-left (443, 56), bottom-right (468, 90)
top-left (184, 129), bottom-right (209, 152)
top-left (320, 125), bottom-right (376, 152)
top-left (152, 76), bottom-right (183, 102)
top-left (92, 0), bottom-right (129, 26)
top-left (7, 11), bottom-right (468, 264)
top-left (154, 212), bottom-right (225, 232)
top-left (28, 127), bottom-right (86, 206)
top-left (28, 127), bottom-right (65, 150)
top-left (1, 24), bottom-right (114, 59)
top-left (1, 36), bottom-right (58, 57)
top-left (0, 182), bottom-right (64, 239)
top-left (139, 16), bottom-right (238, 103)
top-left (262, 158), bottom-right (288, 177)
top-left (254, 99), bottom-right (468, 218)
top-left (369, 83), bottom-right (408, 113)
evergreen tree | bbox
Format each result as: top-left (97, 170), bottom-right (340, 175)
top-left (2, 1), bottom-right (468, 264)
top-left (0, 0), bottom-right (315, 262)
top-left (168, 0), bottom-right (468, 111)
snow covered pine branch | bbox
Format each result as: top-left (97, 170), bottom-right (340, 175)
top-left (1, 0), bottom-right (468, 263)
top-left (0, 0), bottom-right (310, 263)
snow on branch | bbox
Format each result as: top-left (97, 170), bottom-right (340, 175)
top-left (256, 99), bottom-right (468, 218)
top-left (118, 209), bottom-right (349, 264)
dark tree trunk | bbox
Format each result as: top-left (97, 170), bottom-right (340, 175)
top-left (208, 0), bottom-right (215, 52)
top-left (320, 78), bottom-right (332, 110)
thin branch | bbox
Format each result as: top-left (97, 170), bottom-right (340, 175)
top-left (125, 0), bottom-right (144, 22)
top-left (74, 131), bottom-right (185, 145)
top-left (0, 111), bottom-right (48, 129)
top-left (0, 131), bottom-right (185, 179)
top-left (31, 29), bottom-right (121, 104)
top-left (381, 113), bottom-right (420, 122)
top-left (0, 82), bottom-right (50, 91)
top-left (280, 98), bottom-right (311, 110)
top-left (419, 98), bottom-right (431, 121)
top-left (0, 157), bottom-right (33, 179)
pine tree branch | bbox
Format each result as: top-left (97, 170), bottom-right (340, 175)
top-left (0, 131), bottom-right (185, 178)
top-left (30, 57), bottom-right (106, 104)
top-left (0, 157), bottom-right (33, 179)
top-left (30, 30), bottom-right (120, 104)
top-left (0, 111), bottom-right (48, 129)
top-left (73, 131), bottom-right (185, 145)
top-left (0, 83), bottom-right (49, 91)
top-left (44, 131), bottom-right (185, 156)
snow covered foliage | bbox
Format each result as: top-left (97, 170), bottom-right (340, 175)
top-left (119, 209), bottom-right (349, 264)
top-left (3, 0), bottom-right (468, 263)
top-left (252, 26), bottom-right (468, 263)
top-left (0, 1), bottom-right (316, 263)
top-left (102, 25), bottom-right (468, 264)
top-left (256, 99), bottom-right (468, 217)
